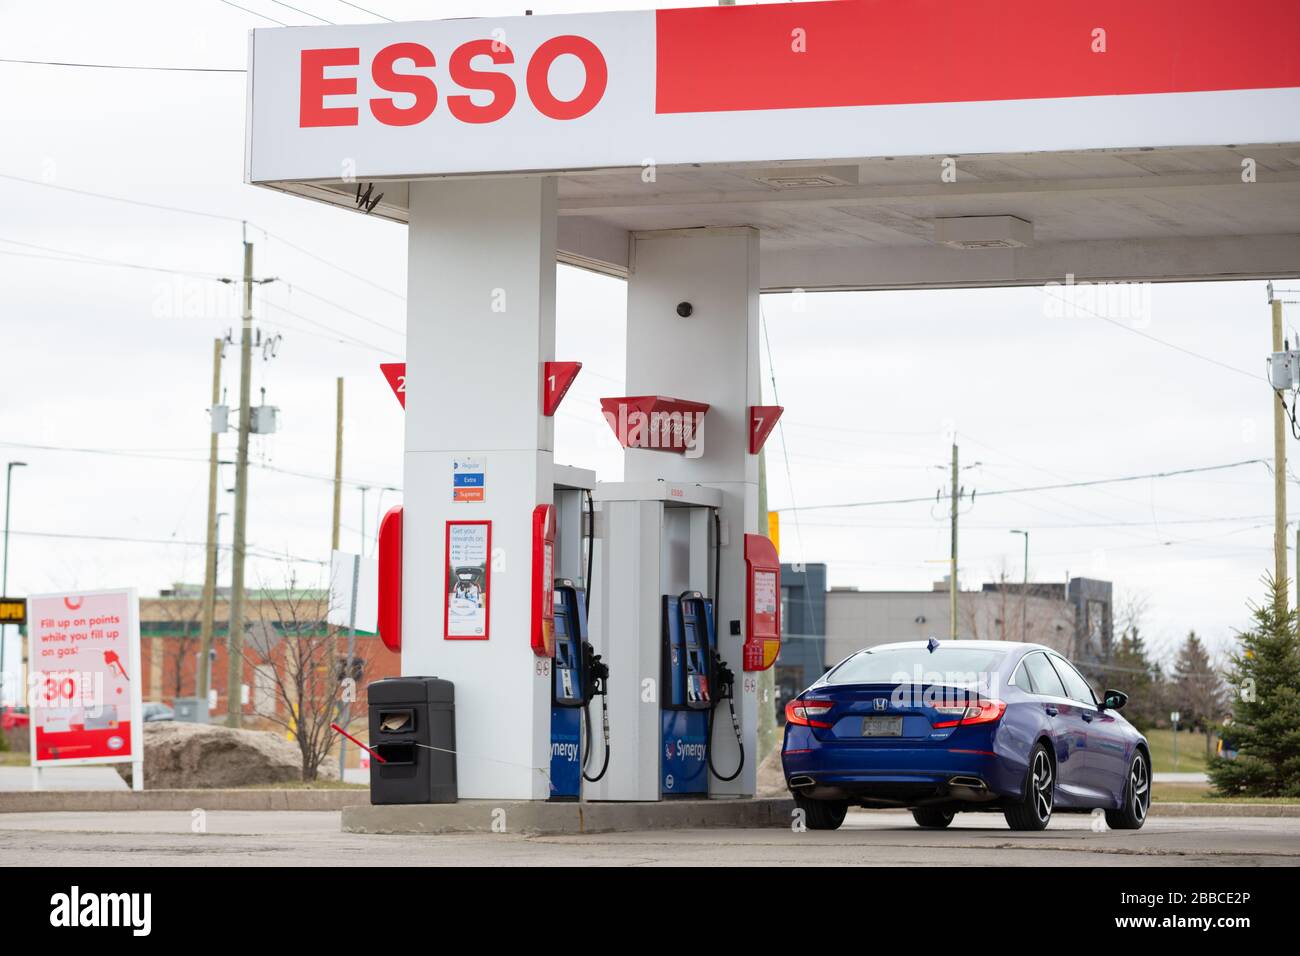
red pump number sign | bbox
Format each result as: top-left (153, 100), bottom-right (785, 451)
top-left (531, 504), bottom-right (556, 657)
top-left (743, 534), bottom-right (781, 671)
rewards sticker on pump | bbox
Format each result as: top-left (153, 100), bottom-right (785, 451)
top-left (445, 520), bottom-right (491, 640)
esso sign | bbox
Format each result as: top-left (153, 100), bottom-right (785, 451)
top-left (300, 36), bottom-right (608, 128)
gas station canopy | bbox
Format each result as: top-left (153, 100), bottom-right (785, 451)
top-left (246, 0), bottom-right (1300, 290)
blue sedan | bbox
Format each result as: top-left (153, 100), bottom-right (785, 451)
top-left (782, 640), bottom-right (1150, 831)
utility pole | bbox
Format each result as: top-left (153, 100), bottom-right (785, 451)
top-left (1273, 292), bottom-right (1288, 612)
top-left (2, 461), bottom-right (27, 704)
top-left (225, 236), bottom-right (254, 728)
top-left (197, 339), bottom-right (222, 718)
top-left (1011, 529), bottom-right (1029, 641)
top-left (949, 443), bottom-right (958, 640)
top-left (332, 377), bottom-right (344, 554)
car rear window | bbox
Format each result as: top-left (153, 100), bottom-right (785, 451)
top-left (1020, 652), bottom-right (1068, 698)
top-left (824, 645), bottom-right (1008, 686)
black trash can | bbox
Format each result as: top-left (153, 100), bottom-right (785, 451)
top-left (368, 676), bottom-right (457, 805)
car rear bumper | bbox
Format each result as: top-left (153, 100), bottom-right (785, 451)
top-left (782, 729), bottom-right (1023, 806)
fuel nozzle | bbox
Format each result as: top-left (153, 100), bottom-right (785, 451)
top-left (711, 651), bottom-right (735, 700)
top-left (583, 642), bottom-right (609, 697)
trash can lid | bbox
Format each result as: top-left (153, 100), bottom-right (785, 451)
top-left (369, 676), bottom-right (455, 705)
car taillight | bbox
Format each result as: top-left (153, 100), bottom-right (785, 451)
top-left (932, 699), bottom-right (1006, 728)
top-left (785, 698), bottom-right (834, 728)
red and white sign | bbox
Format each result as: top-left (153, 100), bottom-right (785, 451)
top-left (749, 405), bottom-right (783, 456)
top-left (27, 588), bottom-right (143, 770)
top-left (379, 362), bottom-right (405, 408)
top-left (445, 520), bottom-right (491, 640)
top-left (247, 1), bottom-right (1300, 184)
top-left (743, 535), bottom-right (781, 672)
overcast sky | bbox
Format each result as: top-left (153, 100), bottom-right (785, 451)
top-left (1, 0), bottom-right (1294, 687)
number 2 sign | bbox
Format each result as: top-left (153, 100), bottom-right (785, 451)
top-left (380, 362), bottom-right (406, 409)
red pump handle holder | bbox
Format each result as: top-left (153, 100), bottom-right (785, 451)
top-left (377, 505), bottom-right (403, 652)
top-left (743, 533), bottom-right (781, 671)
top-left (531, 504), bottom-right (556, 656)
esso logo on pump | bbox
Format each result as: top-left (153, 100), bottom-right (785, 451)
top-left (299, 35), bottom-right (609, 128)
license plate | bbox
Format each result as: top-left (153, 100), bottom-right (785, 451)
top-left (861, 716), bottom-right (902, 737)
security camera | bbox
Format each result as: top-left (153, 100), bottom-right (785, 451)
top-left (676, 301), bottom-right (693, 318)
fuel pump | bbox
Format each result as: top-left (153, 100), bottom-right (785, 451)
top-left (661, 589), bottom-right (743, 797)
top-left (659, 591), bottom-right (713, 797)
top-left (548, 579), bottom-right (610, 800)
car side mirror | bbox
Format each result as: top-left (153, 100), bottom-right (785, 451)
top-left (1101, 689), bottom-right (1128, 711)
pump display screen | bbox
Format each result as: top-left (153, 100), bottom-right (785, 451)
top-left (552, 587), bottom-right (584, 706)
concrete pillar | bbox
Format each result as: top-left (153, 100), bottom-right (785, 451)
top-left (402, 176), bottom-right (557, 800)
top-left (623, 227), bottom-right (761, 797)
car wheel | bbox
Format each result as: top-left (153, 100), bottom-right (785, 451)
top-left (1004, 742), bottom-right (1054, 831)
top-left (1105, 749), bottom-right (1150, 830)
top-left (793, 792), bottom-right (848, 830)
top-left (911, 807), bottom-right (955, 829)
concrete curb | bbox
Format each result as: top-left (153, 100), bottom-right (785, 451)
top-left (342, 797), bottom-right (798, 835)
top-left (0, 789), bottom-right (369, 813)
top-left (1150, 801), bottom-right (1300, 818)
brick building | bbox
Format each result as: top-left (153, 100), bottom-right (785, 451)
top-left (139, 584), bottom-right (401, 743)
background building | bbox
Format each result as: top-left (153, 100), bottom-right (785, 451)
top-left (775, 562), bottom-right (827, 715)
top-left (822, 576), bottom-right (1113, 672)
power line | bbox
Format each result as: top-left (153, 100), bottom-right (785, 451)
top-left (0, 234), bottom-right (402, 352)
top-left (0, 57), bottom-right (245, 73)
top-left (760, 305), bottom-right (803, 558)
top-left (260, 299), bottom-right (402, 357)
top-left (7, 528), bottom-right (326, 565)
top-left (0, 172), bottom-right (406, 301)
top-left (1042, 287), bottom-right (1257, 381)
top-left (263, 231), bottom-right (405, 301)
top-left (778, 459), bottom-right (1268, 513)
top-left (214, 0), bottom-right (289, 26)
top-left (0, 171), bottom-right (243, 224)
top-left (266, 0), bottom-right (335, 24)
top-left (285, 282), bottom-right (404, 336)
top-left (334, 0), bottom-right (392, 21)
top-left (0, 440), bottom-right (399, 492)
top-left (0, 237), bottom-right (234, 281)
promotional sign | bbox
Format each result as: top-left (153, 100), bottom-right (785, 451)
top-left (246, 1), bottom-right (1300, 185)
top-left (743, 534), bottom-right (781, 671)
top-left (452, 458), bottom-right (485, 503)
top-left (27, 589), bottom-right (143, 775)
top-left (445, 520), bottom-right (491, 640)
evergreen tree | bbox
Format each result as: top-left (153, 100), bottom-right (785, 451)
top-left (1109, 626), bottom-right (1164, 731)
top-left (1208, 580), bottom-right (1300, 797)
top-left (1170, 631), bottom-right (1225, 733)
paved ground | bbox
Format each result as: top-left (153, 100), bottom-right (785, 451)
top-left (0, 766), bottom-right (127, 791)
top-left (1155, 772), bottom-right (1209, 784)
top-left (0, 766), bottom-right (370, 790)
top-left (0, 808), bottom-right (1295, 865)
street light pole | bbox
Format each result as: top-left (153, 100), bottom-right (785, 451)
top-left (2, 461), bottom-right (28, 704)
top-left (1011, 530), bottom-right (1029, 641)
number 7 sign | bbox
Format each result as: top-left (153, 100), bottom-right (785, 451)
top-left (749, 405), bottom-right (784, 454)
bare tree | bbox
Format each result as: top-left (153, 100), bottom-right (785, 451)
top-left (154, 587), bottom-right (204, 699)
top-left (961, 568), bottom-right (1072, 651)
top-left (242, 567), bottom-right (368, 781)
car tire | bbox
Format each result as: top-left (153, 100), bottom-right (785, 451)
top-left (794, 792), bottom-right (848, 830)
top-left (1105, 749), bottom-right (1151, 830)
top-left (1004, 742), bottom-right (1054, 831)
top-left (911, 807), bottom-right (955, 829)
